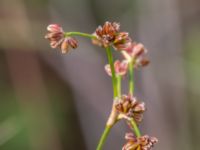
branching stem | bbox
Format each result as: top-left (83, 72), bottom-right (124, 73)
top-left (96, 47), bottom-right (119, 150)
top-left (130, 118), bottom-right (141, 137)
top-left (65, 32), bottom-right (96, 39)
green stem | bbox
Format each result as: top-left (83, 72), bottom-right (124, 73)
top-left (130, 118), bottom-right (141, 137)
top-left (65, 32), bottom-right (96, 39)
top-left (117, 76), bottom-right (122, 97)
top-left (128, 61), bottom-right (142, 137)
top-left (65, 32), bottom-right (119, 150)
top-left (96, 125), bottom-right (112, 150)
top-left (128, 62), bottom-right (134, 96)
top-left (96, 47), bottom-right (119, 150)
top-left (105, 47), bottom-right (118, 98)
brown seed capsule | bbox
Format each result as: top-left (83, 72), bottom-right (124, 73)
top-left (123, 42), bottom-right (150, 68)
top-left (115, 94), bottom-right (146, 123)
top-left (45, 24), bottom-right (78, 53)
top-left (60, 37), bottom-right (78, 54)
top-left (113, 32), bottom-right (132, 50)
top-left (92, 21), bottom-right (121, 47)
top-left (123, 133), bottom-right (158, 150)
top-left (105, 60), bottom-right (128, 77)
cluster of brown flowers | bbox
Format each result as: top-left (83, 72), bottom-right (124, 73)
top-left (45, 21), bottom-right (158, 150)
top-left (92, 21), bottom-right (131, 50)
top-left (95, 23), bottom-right (156, 150)
top-left (114, 93), bottom-right (158, 150)
top-left (105, 60), bottom-right (129, 77)
top-left (123, 42), bottom-right (150, 67)
top-left (113, 94), bottom-right (158, 150)
top-left (123, 133), bottom-right (158, 150)
top-left (115, 94), bottom-right (145, 123)
top-left (45, 22), bottom-right (149, 69)
top-left (45, 24), bottom-right (78, 53)
top-left (92, 22), bottom-right (149, 68)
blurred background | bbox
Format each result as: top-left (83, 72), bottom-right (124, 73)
top-left (0, 0), bottom-right (200, 150)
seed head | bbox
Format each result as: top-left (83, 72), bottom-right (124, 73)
top-left (122, 133), bottom-right (158, 150)
top-left (115, 94), bottom-right (146, 123)
top-left (113, 32), bottom-right (132, 50)
top-left (105, 60), bottom-right (129, 77)
top-left (45, 24), bottom-right (78, 53)
top-left (92, 21), bottom-right (120, 47)
top-left (123, 42), bottom-right (150, 67)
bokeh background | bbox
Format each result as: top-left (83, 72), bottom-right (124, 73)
top-left (0, 0), bottom-right (200, 150)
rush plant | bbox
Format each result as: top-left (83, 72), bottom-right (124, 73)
top-left (45, 22), bottom-right (158, 150)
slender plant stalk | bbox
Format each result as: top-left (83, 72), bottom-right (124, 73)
top-left (130, 118), bottom-right (141, 137)
top-left (96, 125), bottom-right (112, 150)
top-left (105, 47), bottom-right (118, 98)
top-left (65, 32), bottom-right (96, 39)
top-left (128, 60), bottom-right (142, 137)
top-left (117, 76), bottom-right (122, 97)
top-left (61, 33), bottom-right (123, 149)
top-left (96, 47), bottom-right (119, 150)
top-left (129, 61), bottom-right (134, 96)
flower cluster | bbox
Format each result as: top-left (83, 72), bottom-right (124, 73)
top-left (123, 42), bottom-right (150, 68)
top-left (115, 94), bottom-right (145, 123)
top-left (105, 60), bottom-right (128, 76)
top-left (45, 24), bottom-right (78, 53)
top-left (45, 21), bottom-right (158, 150)
top-left (92, 22), bottom-right (131, 49)
top-left (123, 133), bottom-right (158, 150)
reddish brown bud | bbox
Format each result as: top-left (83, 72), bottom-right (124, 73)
top-left (105, 60), bottom-right (128, 76)
top-left (123, 42), bottom-right (150, 68)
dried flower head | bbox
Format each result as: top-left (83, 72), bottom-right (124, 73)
top-left (105, 60), bottom-right (129, 76)
top-left (45, 24), bottom-right (78, 53)
top-left (113, 32), bottom-right (132, 50)
top-left (115, 94), bottom-right (145, 123)
top-left (123, 42), bottom-right (150, 67)
top-left (122, 133), bottom-right (158, 150)
top-left (92, 21), bottom-right (120, 47)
